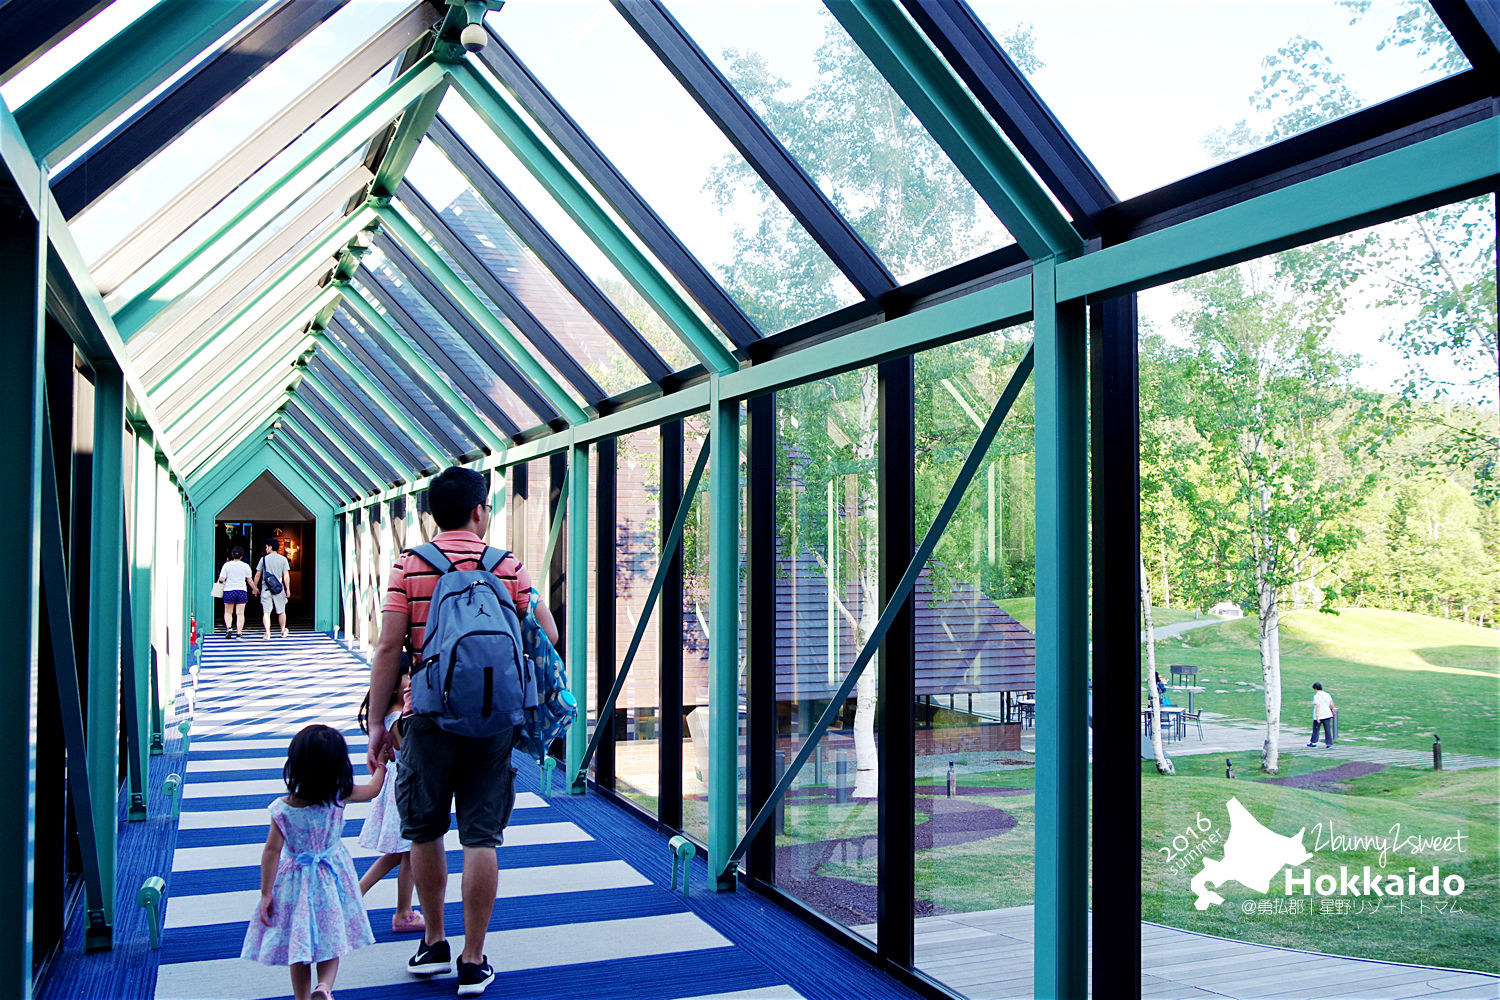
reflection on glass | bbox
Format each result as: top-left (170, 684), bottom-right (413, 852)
top-left (614, 429), bottom-right (664, 814)
top-left (490, 0), bottom-right (860, 333)
top-left (668, 0), bottom-right (1013, 284)
top-left (680, 417), bottom-right (711, 842)
top-left (438, 99), bottom-right (702, 371)
top-left (912, 329), bottom-right (1037, 995)
top-left (773, 370), bottom-right (881, 940)
top-left (967, 1), bottom-right (1470, 201)
top-left (405, 144), bottom-right (650, 396)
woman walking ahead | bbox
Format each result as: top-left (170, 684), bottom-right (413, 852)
top-left (242, 725), bottom-right (384, 1000)
top-left (217, 546), bottom-right (256, 638)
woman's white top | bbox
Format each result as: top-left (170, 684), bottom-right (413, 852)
top-left (218, 560), bottom-right (254, 592)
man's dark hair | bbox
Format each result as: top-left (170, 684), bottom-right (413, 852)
top-left (264, 538), bottom-right (279, 552)
top-left (428, 466), bottom-right (488, 530)
top-left (1312, 682), bottom-right (1323, 691)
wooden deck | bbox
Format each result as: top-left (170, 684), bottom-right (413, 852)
top-left (853, 907), bottom-right (1499, 999)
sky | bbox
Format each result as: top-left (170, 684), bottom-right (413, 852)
top-left (2, 0), bottom-right (1490, 403)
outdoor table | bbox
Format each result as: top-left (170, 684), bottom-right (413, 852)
top-left (1141, 706), bottom-right (1185, 741)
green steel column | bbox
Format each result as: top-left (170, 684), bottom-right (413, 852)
top-left (128, 431), bottom-right (156, 817)
top-left (0, 175), bottom-right (44, 992)
top-left (1032, 259), bottom-right (1089, 997)
top-left (707, 380), bottom-right (740, 891)
top-left (86, 363), bottom-right (125, 938)
top-left (564, 440), bottom-right (590, 791)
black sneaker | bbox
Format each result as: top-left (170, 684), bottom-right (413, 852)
top-left (408, 938), bottom-right (452, 976)
top-left (456, 956), bottom-right (494, 996)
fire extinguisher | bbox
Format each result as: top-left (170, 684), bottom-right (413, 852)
top-left (189, 614), bottom-right (198, 647)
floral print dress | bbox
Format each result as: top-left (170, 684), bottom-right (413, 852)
top-left (241, 797), bottom-right (374, 965)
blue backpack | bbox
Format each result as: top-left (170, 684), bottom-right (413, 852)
top-left (408, 544), bottom-right (535, 737)
top-left (518, 588), bottom-right (576, 763)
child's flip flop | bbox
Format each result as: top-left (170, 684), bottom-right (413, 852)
top-left (392, 911), bottom-right (426, 934)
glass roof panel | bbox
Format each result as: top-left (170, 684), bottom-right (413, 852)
top-left (488, 0), bottom-right (862, 334)
top-left (389, 195), bottom-right (590, 409)
top-left (403, 147), bottom-right (653, 397)
top-left (356, 258), bottom-right (547, 433)
top-left (666, 0), bottom-right (1014, 284)
top-left (328, 305), bottom-right (479, 450)
top-left (72, 1), bottom-right (408, 258)
top-left (967, 0), bottom-right (1472, 202)
top-left (436, 101), bottom-right (701, 372)
top-left (1, 0), bottom-right (162, 107)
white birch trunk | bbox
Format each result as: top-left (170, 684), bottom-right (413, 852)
top-left (852, 368), bottom-right (880, 799)
top-left (1141, 557), bottom-right (1174, 775)
top-left (1256, 483), bottom-right (1283, 774)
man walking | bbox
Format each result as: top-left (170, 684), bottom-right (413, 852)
top-left (253, 538), bottom-right (292, 639)
top-left (367, 467), bottom-right (557, 997)
top-left (1307, 682), bottom-right (1337, 748)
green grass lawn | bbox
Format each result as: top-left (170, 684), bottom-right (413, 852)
top-left (1156, 608), bottom-right (1499, 759)
top-left (1143, 758), bottom-right (1498, 973)
top-left (995, 597), bottom-right (1201, 636)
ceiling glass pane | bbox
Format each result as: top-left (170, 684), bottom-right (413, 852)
top-left (73, 1), bottom-right (410, 259)
top-left (389, 196), bottom-right (590, 409)
top-left (328, 305), bottom-right (478, 449)
top-left (967, 0), bottom-right (1472, 202)
top-left (437, 101), bottom-right (701, 372)
top-left (1, 0), bottom-right (162, 107)
top-left (404, 144), bottom-right (652, 397)
top-left (666, 0), bottom-right (1014, 283)
top-left (356, 259), bottom-right (546, 433)
top-left (488, 0), bottom-right (863, 334)
top-left (104, 142), bottom-right (369, 315)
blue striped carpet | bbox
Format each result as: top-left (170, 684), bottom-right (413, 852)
top-left (42, 630), bottom-right (913, 1000)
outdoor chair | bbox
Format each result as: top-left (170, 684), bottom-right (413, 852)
top-left (1182, 710), bottom-right (1203, 740)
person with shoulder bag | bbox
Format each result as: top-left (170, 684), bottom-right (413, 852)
top-left (254, 538), bottom-right (293, 640)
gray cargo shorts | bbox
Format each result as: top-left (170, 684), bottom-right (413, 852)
top-left (395, 715), bottom-right (520, 848)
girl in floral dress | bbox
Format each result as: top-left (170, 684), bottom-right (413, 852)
top-left (242, 724), bottom-right (384, 1000)
top-left (356, 674), bottom-right (423, 932)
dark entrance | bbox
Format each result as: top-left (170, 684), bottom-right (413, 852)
top-left (213, 471), bottom-right (317, 630)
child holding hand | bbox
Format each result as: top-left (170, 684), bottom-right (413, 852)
top-left (241, 724), bottom-right (384, 1000)
top-left (357, 673), bottom-right (423, 932)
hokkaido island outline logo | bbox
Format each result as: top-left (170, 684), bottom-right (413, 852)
top-left (1187, 798), bottom-right (1466, 910)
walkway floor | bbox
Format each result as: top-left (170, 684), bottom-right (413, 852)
top-left (1157, 716), bottom-right (1499, 770)
top-left (850, 908), bottom-right (1499, 999)
top-left (150, 632), bottom-right (917, 1000)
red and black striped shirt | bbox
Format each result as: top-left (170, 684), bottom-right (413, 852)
top-left (382, 531), bottom-right (533, 655)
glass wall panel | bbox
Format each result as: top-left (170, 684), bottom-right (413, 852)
top-left (667, 0), bottom-right (1014, 283)
top-left (1135, 197), bottom-right (1498, 992)
top-left (680, 415), bottom-right (711, 842)
top-left (489, 0), bottom-right (862, 334)
top-left (614, 428), bottom-right (664, 814)
top-left (968, 1), bottom-right (1472, 201)
top-left (772, 367), bottom-right (881, 941)
top-left (911, 327), bottom-right (1037, 995)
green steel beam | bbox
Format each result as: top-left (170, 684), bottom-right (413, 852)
top-left (16, 0), bottom-right (262, 164)
top-left (340, 281), bottom-right (510, 453)
top-left (302, 371), bottom-right (420, 481)
top-left (128, 430), bottom-right (157, 819)
top-left (1055, 116), bottom-right (1500, 301)
top-left (163, 285), bottom-right (337, 434)
top-left (1031, 259), bottom-right (1089, 997)
top-left (826, 0), bottom-right (1081, 261)
top-left (187, 409), bottom-right (285, 499)
top-left (448, 63), bottom-right (739, 375)
top-left (143, 204), bottom-right (376, 384)
top-left (564, 439), bottom-right (590, 791)
top-left (290, 399), bottom-right (390, 490)
top-left (376, 206), bottom-right (589, 424)
top-left (314, 333), bottom-right (452, 464)
top-left (110, 58), bottom-right (445, 339)
top-left (372, 79), bottom-right (449, 199)
top-left (272, 438), bottom-right (347, 508)
top-left (707, 378), bottom-right (740, 888)
top-left (0, 174), bottom-right (44, 977)
top-left (86, 367), bottom-right (126, 933)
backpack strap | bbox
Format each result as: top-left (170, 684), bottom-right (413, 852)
top-left (479, 547), bottom-right (509, 573)
top-left (409, 543), bottom-right (453, 574)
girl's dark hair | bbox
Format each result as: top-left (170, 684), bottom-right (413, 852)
top-left (357, 656), bottom-right (411, 735)
top-left (231, 546), bottom-right (244, 560)
top-left (283, 724), bottom-right (353, 805)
